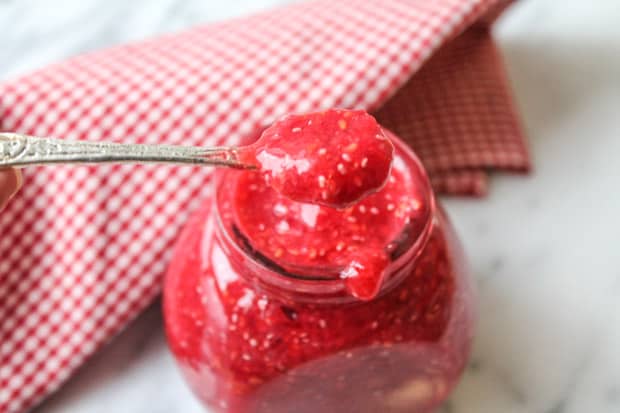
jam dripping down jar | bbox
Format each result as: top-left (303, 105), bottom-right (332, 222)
top-left (163, 131), bottom-right (476, 413)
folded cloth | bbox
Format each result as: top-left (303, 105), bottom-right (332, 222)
top-left (0, 0), bottom-right (529, 411)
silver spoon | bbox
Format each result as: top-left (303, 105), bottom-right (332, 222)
top-left (0, 132), bottom-right (254, 169)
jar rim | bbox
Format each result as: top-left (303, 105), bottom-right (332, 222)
top-left (212, 130), bottom-right (436, 300)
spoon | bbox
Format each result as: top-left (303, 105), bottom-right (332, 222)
top-left (0, 133), bottom-right (256, 169)
top-left (0, 109), bottom-right (394, 209)
top-left (0, 132), bottom-right (253, 169)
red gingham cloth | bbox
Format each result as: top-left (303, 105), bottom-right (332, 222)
top-left (0, 0), bottom-right (529, 412)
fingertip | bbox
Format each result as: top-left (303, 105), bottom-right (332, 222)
top-left (0, 168), bottom-right (22, 210)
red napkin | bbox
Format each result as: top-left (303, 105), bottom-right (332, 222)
top-left (0, 0), bottom-right (529, 411)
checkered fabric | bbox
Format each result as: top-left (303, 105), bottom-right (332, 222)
top-left (0, 0), bottom-right (528, 412)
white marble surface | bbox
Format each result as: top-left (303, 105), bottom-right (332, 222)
top-left (2, 0), bottom-right (619, 412)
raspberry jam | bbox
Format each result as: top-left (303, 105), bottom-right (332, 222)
top-left (164, 132), bottom-right (475, 413)
top-left (241, 109), bottom-right (394, 208)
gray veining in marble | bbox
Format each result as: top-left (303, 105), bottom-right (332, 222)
top-left (1, 0), bottom-right (619, 412)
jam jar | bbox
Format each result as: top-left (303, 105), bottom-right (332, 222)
top-left (163, 132), bottom-right (475, 413)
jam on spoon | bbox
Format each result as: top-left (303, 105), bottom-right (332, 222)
top-left (1, 109), bottom-right (392, 212)
top-left (240, 109), bottom-right (394, 209)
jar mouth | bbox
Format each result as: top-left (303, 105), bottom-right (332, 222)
top-left (213, 130), bottom-right (435, 290)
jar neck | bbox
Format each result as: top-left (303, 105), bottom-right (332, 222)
top-left (212, 133), bottom-right (436, 304)
top-left (213, 220), bottom-right (435, 305)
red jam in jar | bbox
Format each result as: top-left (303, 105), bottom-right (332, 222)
top-left (164, 131), bottom-right (475, 413)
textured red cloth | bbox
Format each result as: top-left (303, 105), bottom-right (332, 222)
top-left (0, 0), bottom-right (528, 412)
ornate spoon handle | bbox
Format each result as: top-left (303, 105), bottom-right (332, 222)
top-left (0, 132), bottom-right (252, 169)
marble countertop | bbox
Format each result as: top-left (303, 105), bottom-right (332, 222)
top-left (3, 0), bottom-right (619, 412)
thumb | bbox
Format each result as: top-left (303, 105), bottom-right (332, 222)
top-left (0, 168), bottom-right (22, 211)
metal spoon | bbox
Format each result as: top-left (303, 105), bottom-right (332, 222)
top-left (0, 132), bottom-right (254, 169)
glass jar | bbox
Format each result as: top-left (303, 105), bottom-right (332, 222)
top-left (163, 133), bottom-right (475, 413)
